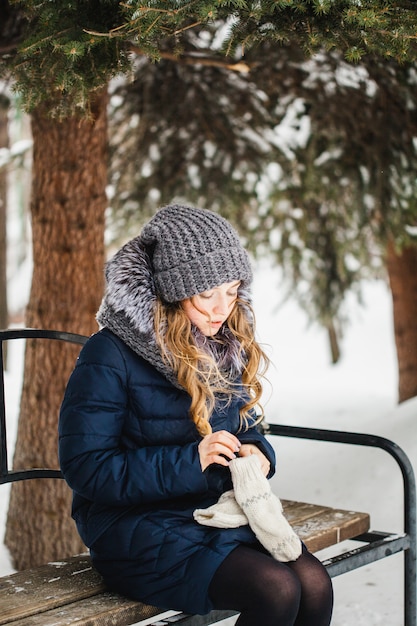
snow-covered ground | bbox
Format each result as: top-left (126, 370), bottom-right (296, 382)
top-left (1, 260), bottom-right (415, 625)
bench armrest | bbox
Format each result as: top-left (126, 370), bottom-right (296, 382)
top-left (262, 422), bottom-right (416, 538)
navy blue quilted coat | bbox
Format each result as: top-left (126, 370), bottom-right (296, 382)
top-left (59, 328), bottom-right (276, 614)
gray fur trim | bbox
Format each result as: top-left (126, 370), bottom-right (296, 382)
top-left (97, 237), bottom-right (156, 335)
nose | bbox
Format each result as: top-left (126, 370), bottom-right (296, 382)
top-left (213, 293), bottom-right (231, 316)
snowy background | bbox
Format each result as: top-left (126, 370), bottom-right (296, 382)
top-left (1, 258), bottom-right (416, 625)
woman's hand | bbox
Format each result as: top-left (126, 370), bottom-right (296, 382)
top-left (198, 430), bottom-right (241, 472)
top-left (238, 444), bottom-right (271, 476)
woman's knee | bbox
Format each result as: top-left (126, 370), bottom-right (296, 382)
top-left (301, 552), bottom-right (333, 598)
top-left (256, 564), bottom-right (302, 615)
top-left (289, 551), bottom-right (333, 625)
top-left (210, 548), bottom-right (302, 621)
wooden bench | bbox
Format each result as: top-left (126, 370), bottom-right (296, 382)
top-left (0, 329), bottom-right (416, 626)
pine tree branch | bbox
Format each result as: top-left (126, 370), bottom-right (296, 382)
top-left (19, 29), bottom-right (73, 55)
top-left (128, 44), bottom-right (252, 72)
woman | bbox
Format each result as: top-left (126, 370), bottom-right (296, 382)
top-left (59, 204), bottom-right (333, 625)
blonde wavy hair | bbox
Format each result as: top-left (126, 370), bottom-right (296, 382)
top-left (154, 295), bottom-right (269, 436)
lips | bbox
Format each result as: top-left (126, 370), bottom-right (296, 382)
top-left (208, 321), bottom-right (223, 334)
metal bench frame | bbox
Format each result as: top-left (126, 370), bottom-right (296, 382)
top-left (0, 328), bottom-right (416, 625)
top-left (264, 422), bottom-right (416, 625)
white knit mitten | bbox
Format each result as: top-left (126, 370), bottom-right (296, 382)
top-left (193, 490), bottom-right (248, 528)
top-left (230, 455), bottom-right (302, 562)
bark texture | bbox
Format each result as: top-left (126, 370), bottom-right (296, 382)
top-left (5, 88), bottom-right (108, 570)
top-left (386, 240), bottom-right (417, 403)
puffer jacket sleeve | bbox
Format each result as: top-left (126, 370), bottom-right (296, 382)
top-left (58, 332), bottom-right (208, 507)
top-left (237, 422), bottom-right (276, 478)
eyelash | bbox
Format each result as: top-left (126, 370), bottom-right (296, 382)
top-left (200, 291), bottom-right (238, 300)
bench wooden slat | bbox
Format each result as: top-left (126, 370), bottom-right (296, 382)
top-left (0, 500), bottom-right (370, 626)
top-left (283, 500), bottom-right (328, 520)
top-left (0, 555), bottom-right (105, 625)
top-left (4, 592), bottom-right (167, 626)
top-left (283, 500), bottom-right (370, 553)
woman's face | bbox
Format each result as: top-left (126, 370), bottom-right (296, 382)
top-left (182, 280), bottom-right (240, 336)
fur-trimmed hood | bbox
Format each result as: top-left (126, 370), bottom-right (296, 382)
top-left (96, 235), bottom-right (252, 388)
top-left (98, 236), bottom-right (157, 335)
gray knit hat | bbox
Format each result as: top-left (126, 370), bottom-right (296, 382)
top-left (140, 204), bottom-right (253, 302)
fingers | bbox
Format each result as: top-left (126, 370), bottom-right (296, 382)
top-left (238, 444), bottom-right (271, 476)
top-left (198, 430), bottom-right (241, 472)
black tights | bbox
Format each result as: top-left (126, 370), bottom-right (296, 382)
top-left (208, 544), bottom-right (333, 626)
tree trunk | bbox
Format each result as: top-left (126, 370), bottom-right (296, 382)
top-left (5, 88), bottom-right (108, 570)
top-left (326, 319), bottom-right (341, 364)
top-left (386, 240), bottom-right (417, 403)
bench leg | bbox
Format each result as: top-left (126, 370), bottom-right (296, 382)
top-left (405, 544), bottom-right (417, 626)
